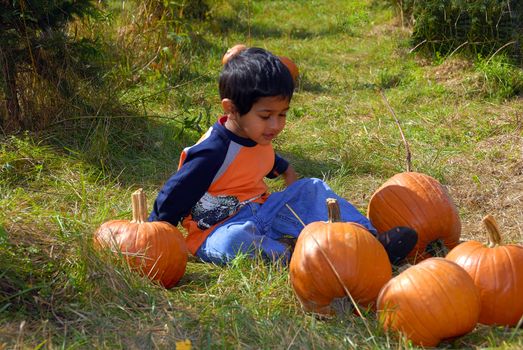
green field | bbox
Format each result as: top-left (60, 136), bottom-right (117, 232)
top-left (1, 0), bottom-right (522, 348)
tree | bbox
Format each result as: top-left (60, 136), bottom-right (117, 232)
top-left (0, 0), bottom-right (96, 133)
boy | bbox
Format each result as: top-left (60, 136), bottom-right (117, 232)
top-left (149, 47), bottom-right (417, 265)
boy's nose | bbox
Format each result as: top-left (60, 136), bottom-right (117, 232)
top-left (269, 116), bottom-right (283, 130)
top-left (268, 117), bottom-right (278, 129)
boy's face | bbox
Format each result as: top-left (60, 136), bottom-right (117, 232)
top-left (224, 96), bottom-right (290, 145)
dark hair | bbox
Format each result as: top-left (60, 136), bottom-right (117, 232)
top-left (219, 47), bottom-right (294, 116)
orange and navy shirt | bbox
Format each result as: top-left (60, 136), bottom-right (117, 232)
top-left (149, 115), bottom-right (289, 254)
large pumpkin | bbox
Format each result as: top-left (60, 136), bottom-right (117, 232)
top-left (446, 215), bottom-right (523, 326)
top-left (289, 198), bottom-right (392, 316)
top-left (221, 45), bottom-right (299, 83)
top-left (278, 56), bottom-right (299, 82)
top-left (221, 44), bottom-right (247, 65)
top-left (367, 171), bottom-right (461, 262)
top-left (94, 189), bottom-right (188, 288)
top-left (377, 258), bottom-right (481, 347)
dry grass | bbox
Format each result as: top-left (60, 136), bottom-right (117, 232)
top-left (450, 128), bottom-right (523, 242)
top-left (409, 50), bottom-right (523, 245)
top-left (424, 58), bottom-right (477, 95)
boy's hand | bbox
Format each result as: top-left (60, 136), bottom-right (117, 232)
top-left (282, 165), bottom-right (298, 186)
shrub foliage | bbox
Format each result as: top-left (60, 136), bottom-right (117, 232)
top-left (0, 0), bottom-right (214, 134)
top-left (0, 0), bottom-right (99, 132)
top-left (389, 0), bottom-right (523, 63)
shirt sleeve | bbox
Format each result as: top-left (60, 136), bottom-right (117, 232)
top-left (148, 144), bottom-right (225, 226)
top-left (266, 153), bottom-right (289, 179)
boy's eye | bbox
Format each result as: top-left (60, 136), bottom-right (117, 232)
top-left (260, 115), bottom-right (271, 120)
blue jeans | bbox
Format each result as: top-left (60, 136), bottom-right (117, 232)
top-left (195, 178), bottom-right (376, 264)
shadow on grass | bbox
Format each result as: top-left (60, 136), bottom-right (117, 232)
top-left (42, 113), bottom-right (203, 188)
top-left (279, 149), bottom-right (382, 181)
top-left (298, 77), bottom-right (329, 93)
top-left (212, 12), bottom-right (357, 41)
top-left (213, 16), bottom-right (315, 40)
top-left (179, 261), bottom-right (222, 289)
top-left (41, 106), bottom-right (384, 192)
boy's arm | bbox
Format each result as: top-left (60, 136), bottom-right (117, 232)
top-left (282, 164), bottom-right (298, 186)
top-left (267, 153), bottom-right (298, 186)
top-left (149, 147), bottom-right (223, 226)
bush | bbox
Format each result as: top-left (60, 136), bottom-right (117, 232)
top-left (0, 0), bottom-right (216, 134)
top-left (0, 0), bottom-right (101, 132)
top-left (382, 0), bottom-right (523, 65)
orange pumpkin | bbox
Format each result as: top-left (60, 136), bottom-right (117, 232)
top-left (278, 56), bottom-right (299, 82)
top-left (94, 189), bottom-right (188, 288)
top-left (367, 171), bottom-right (461, 262)
top-left (377, 258), bottom-right (480, 347)
top-left (289, 198), bottom-right (392, 316)
top-left (221, 44), bottom-right (247, 65)
top-left (446, 215), bottom-right (523, 326)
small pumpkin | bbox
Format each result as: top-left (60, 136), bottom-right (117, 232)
top-left (94, 189), bottom-right (188, 288)
top-left (377, 258), bottom-right (481, 347)
top-left (367, 171), bottom-right (461, 262)
top-left (289, 198), bottom-right (392, 316)
top-left (278, 56), bottom-right (299, 82)
top-left (221, 44), bottom-right (247, 65)
top-left (446, 215), bottom-right (523, 326)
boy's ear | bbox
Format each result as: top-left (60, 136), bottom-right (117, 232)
top-left (221, 98), bottom-right (239, 119)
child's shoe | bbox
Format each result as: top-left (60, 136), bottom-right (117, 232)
top-left (377, 226), bottom-right (418, 265)
top-left (278, 235), bottom-right (297, 255)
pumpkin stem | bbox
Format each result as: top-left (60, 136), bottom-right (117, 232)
top-left (482, 214), bottom-right (502, 247)
top-left (131, 188), bottom-right (148, 223)
top-left (326, 198), bottom-right (341, 223)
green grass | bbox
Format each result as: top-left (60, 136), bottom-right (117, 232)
top-left (2, 0), bottom-right (523, 348)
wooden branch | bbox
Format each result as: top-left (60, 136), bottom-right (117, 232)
top-left (379, 89), bottom-right (412, 172)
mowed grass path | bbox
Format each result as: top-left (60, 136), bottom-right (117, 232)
top-left (1, 0), bottom-right (522, 348)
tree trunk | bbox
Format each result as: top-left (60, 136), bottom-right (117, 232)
top-left (0, 45), bottom-right (22, 133)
